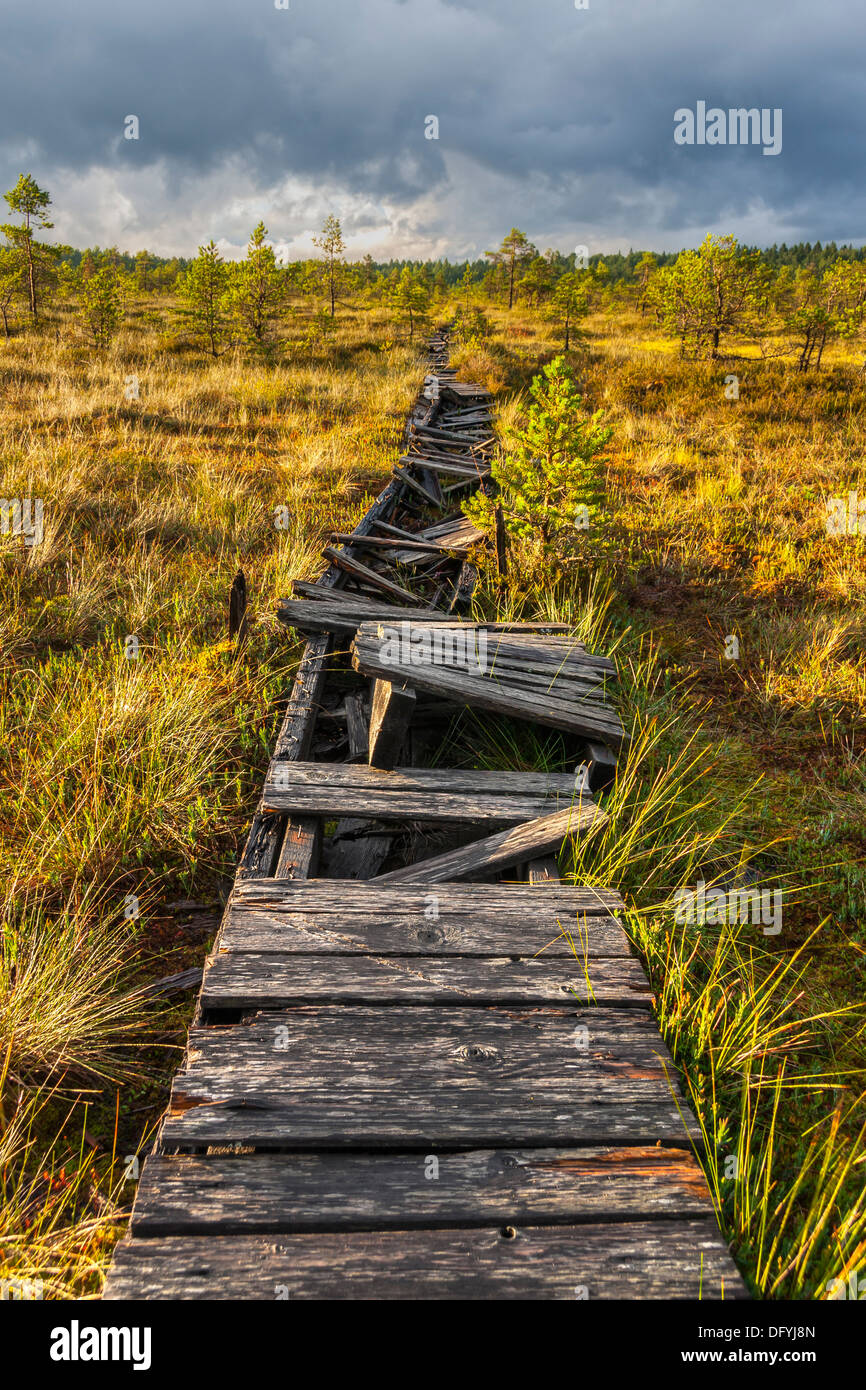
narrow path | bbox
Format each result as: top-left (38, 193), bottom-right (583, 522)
top-left (105, 333), bottom-right (745, 1300)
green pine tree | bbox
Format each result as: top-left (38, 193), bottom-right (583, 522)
top-left (227, 223), bottom-right (286, 350)
top-left (1, 174), bottom-right (58, 321)
top-left (179, 240), bottom-right (230, 355)
top-left (465, 356), bottom-right (610, 548)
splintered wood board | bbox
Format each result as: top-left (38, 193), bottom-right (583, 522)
top-left (160, 1005), bottom-right (699, 1149)
top-left (125, 1147), bottom-right (716, 1235)
top-left (374, 802), bottom-right (607, 884)
top-left (353, 624), bottom-right (626, 749)
top-left (260, 762), bottom-right (596, 823)
top-left (104, 1220), bottom-right (746, 1300)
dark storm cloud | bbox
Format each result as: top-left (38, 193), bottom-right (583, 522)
top-left (1, 0), bottom-right (864, 255)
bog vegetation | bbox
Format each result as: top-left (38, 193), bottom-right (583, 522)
top-left (1, 178), bottom-right (864, 1298)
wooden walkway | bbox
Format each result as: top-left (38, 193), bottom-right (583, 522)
top-left (105, 332), bottom-right (746, 1300)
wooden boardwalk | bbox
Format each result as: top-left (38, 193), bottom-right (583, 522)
top-left (105, 332), bottom-right (746, 1300)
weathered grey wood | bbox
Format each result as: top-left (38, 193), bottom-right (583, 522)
top-left (321, 546), bottom-right (419, 605)
top-left (161, 1005), bottom-right (699, 1149)
top-left (329, 531), bottom-right (465, 557)
top-left (325, 821), bottom-right (393, 881)
top-left (448, 560), bottom-right (478, 613)
top-left (266, 764), bottom-right (590, 795)
top-left (376, 802), bottom-right (606, 885)
top-left (344, 693), bottom-right (368, 763)
top-left (400, 455), bottom-right (491, 479)
top-left (200, 951), bottom-right (652, 1010)
top-left (582, 738), bottom-right (619, 792)
top-left (367, 679), bottom-right (416, 769)
top-left (236, 810), bottom-right (284, 879)
top-left (417, 464), bottom-right (444, 507)
top-left (261, 762), bottom-right (598, 824)
top-left (527, 856), bottom-right (561, 885)
top-left (353, 627), bottom-right (625, 748)
top-left (105, 1221), bottom-right (745, 1299)
top-left (392, 466), bottom-right (442, 509)
top-left (279, 595), bottom-right (442, 636)
top-left (126, 1147), bottom-right (716, 1236)
top-left (140, 967), bottom-right (203, 999)
top-left (412, 515), bottom-right (486, 547)
top-left (273, 816), bottom-right (321, 880)
top-left (224, 880), bottom-right (626, 955)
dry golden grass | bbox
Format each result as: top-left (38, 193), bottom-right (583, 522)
top-left (0, 297), bottom-right (426, 1294)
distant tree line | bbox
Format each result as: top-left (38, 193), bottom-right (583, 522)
top-left (3, 173), bottom-right (865, 370)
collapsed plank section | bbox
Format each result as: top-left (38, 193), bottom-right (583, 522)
top-left (374, 802), bottom-right (607, 883)
top-left (352, 621), bottom-right (627, 750)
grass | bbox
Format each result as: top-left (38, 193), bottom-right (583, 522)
top-left (451, 298), bottom-right (865, 1298)
top-left (2, 278), bottom-right (864, 1299)
top-left (0, 294), bottom-right (426, 1295)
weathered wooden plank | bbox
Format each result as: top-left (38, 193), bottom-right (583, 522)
top-left (343, 693), bottom-right (368, 763)
top-left (375, 802), bottom-right (606, 885)
top-left (225, 879), bottom-right (626, 947)
top-left (273, 816), bottom-right (321, 880)
top-left (237, 631), bottom-right (334, 879)
top-left (161, 1005), bottom-right (699, 1149)
top-left (105, 1219), bottom-right (745, 1300)
top-left (321, 546), bottom-right (420, 604)
top-left (324, 821), bottom-right (393, 880)
top-left (367, 679), bottom-right (416, 769)
top-left (264, 763), bottom-right (589, 796)
top-left (200, 951), bottom-right (652, 1010)
top-left (279, 596), bottom-right (442, 637)
top-left (260, 762), bottom-right (596, 824)
top-left (353, 630), bottom-right (625, 748)
top-left (329, 531), bottom-right (466, 557)
top-left (126, 1147), bottom-right (716, 1236)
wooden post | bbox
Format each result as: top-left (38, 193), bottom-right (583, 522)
top-left (229, 569), bottom-right (248, 645)
top-left (344, 693), bottom-right (369, 763)
top-left (582, 739), bottom-right (618, 792)
top-left (368, 679), bottom-right (416, 769)
top-left (494, 504), bottom-right (508, 578)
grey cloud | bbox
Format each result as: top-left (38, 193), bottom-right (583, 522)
top-left (1, 0), bottom-right (864, 256)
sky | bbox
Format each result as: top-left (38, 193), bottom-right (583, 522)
top-left (1, 0), bottom-right (864, 262)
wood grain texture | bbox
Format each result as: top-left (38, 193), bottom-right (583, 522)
top-left (200, 951), bottom-right (653, 1010)
top-left (353, 626), bottom-right (626, 748)
top-left (126, 1146), bottom-right (716, 1235)
top-left (220, 880), bottom-right (628, 956)
top-left (161, 1005), bottom-right (699, 1149)
top-left (375, 802), bottom-right (607, 884)
top-left (105, 1219), bottom-right (745, 1300)
top-left (261, 762), bottom-right (597, 824)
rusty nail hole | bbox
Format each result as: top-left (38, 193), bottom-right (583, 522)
top-left (501, 1225), bottom-right (517, 1240)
